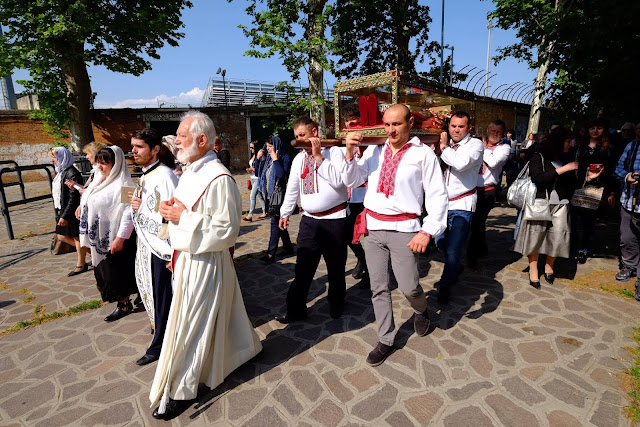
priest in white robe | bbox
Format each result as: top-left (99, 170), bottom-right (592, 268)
top-left (152, 111), bottom-right (262, 420)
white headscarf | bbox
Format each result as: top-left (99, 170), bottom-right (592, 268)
top-left (52, 147), bottom-right (75, 209)
top-left (79, 146), bottom-right (134, 266)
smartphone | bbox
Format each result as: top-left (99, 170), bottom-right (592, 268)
top-left (633, 172), bottom-right (640, 180)
top-left (588, 164), bottom-right (603, 173)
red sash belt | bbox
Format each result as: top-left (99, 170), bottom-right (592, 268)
top-left (308, 202), bottom-right (348, 217)
top-left (480, 185), bottom-right (496, 192)
top-left (449, 187), bottom-right (477, 201)
top-left (352, 209), bottom-right (418, 244)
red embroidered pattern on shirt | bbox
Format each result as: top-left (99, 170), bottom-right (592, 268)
top-left (302, 154), bottom-right (317, 195)
top-left (377, 143), bottom-right (412, 197)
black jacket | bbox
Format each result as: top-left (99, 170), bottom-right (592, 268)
top-left (57, 166), bottom-right (83, 221)
top-left (529, 152), bottom-right (576, 201)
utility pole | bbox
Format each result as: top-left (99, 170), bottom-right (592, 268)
top-left (439, 0), bottom-right (445, 83)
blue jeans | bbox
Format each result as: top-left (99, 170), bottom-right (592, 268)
top-left (249, 176), bottom-right (265, 215)
top-left (435, 209), bottom-right (473, 289)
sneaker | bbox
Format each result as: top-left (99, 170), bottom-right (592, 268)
top-left (575, 250), bottom-right (588, 264)
top-left (616, 265), bottom-right (636, 282)
top-left (366, 342), bottom-right (395, 367)
top-left (635, 280), bottom-right (640, 302)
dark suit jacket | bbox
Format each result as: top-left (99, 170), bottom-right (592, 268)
top-left (58, 166), bottom-right (84, 221)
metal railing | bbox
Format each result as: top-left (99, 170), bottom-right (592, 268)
top-left (0, 160), bottom-right (26, 200)
top-left (201, 78), bottom-right (334, 107)
top-left (0, 164), bottom-right (55, 240)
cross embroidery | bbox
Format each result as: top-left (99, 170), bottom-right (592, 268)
top-left (377, 143), bottom-right (412, 197)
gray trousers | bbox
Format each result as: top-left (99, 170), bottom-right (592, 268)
top-left (363, 230), bottom-right (427, 346)
top-left (620, 206), bottom-right (640, 276)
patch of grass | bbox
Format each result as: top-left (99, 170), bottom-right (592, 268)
top-left (23, 295), bottom-right (35, 304)
top-left (0, 283), bottom-right (9, 290)
top-left (0, 299), bottom-right (104, 336)
top-left (624, 327), bottom-right (640, 421)
top-left (15, 231), bottom-right (36, 240)
top-left (569, 270), bottom-right (636, 299)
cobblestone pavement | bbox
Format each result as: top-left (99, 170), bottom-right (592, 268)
top-left (1, 176), bottom-right (639, 426)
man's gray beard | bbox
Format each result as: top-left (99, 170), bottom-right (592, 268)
top-left (177, 140), bottom-right (199, 164)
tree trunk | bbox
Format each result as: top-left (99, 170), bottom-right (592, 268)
top-left (59, 43), bottom-right (94, 154)
top-left (394, 0), bottom-right (411, 72)
top-left (527, 51), bottom-right (549, 135)
top-left (306, 0), bottom-right (326, 135)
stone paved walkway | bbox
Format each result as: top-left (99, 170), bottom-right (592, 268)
top-left (1, 176), bottom-right (639, 426)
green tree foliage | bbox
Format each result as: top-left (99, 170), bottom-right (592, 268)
top-left (0, 0), bottom-right (193, 152)
top-left (330, 0), bottom-right (437, 78)
top-left (233, 0), bottom-right (332, 130)
top-left (489, 0), bottom-right (640, 123)
top-left (422, 54), bottom-right (468, 86)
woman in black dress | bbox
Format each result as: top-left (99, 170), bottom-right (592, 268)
top-left (51, 147), bottom-right (88, 276)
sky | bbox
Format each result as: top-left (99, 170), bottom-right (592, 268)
top-left (9, 0), bottom-right (537, 109)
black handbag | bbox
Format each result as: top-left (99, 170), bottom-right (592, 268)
top-left (267, 176), bottom-right (286, 216)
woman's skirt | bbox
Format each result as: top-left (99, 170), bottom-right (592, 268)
top-left (55, 209), bottom-right (80, 238)
top-left (515, 203), bottom-right (570, 258)
top-left (94, 233), bottom-right (138, 302)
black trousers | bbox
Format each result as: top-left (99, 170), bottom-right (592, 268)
top-left (467, 188), bottom-right (496, 263)
top-left (286, 215), bottom-right (348, 316)
top-left (147, 253), bottom-right (173, 357)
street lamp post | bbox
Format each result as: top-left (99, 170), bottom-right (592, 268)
top-left (485, 18), bottom-right (494, 96)
top-left (216, 67), bottom-right (228, 106)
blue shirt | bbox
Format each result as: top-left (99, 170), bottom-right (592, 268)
top-left (615, 139), bottom-right (640, 213)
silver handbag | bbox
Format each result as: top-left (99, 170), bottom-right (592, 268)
top-left (507, 161), bottom-right (536, 209)
top-left (522, 154), bottom-right (552, 222)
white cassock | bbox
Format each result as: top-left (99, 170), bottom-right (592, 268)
top-left (133, 162), bottom-right (178, 329)
top-left (149, 151), bottom-right (262, 412)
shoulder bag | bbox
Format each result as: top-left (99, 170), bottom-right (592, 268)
top-left (507, 161), bottom-right (536, 209)
top-left (522, 154), bottom-right (553, 222)
top-left (570, 171), bottom-right (604, 210)
top-left (267, 176), bottom-right (286, 216)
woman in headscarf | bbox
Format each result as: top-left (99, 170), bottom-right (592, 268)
top-left (51, 146), bottom-right (88, 276)
top-left (258, 136), bottom-right (294, 263)
top-left (79, 146), bottom-right (138, 322)
top-left (65, 141), bottom-right (108, 194)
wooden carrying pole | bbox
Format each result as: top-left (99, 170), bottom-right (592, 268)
top-left (295, 137), bottom-right (388, 148)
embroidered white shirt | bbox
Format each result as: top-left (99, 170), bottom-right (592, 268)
top-left (280, 147), bottom-right (349, 219)
top-left (478, 142), bottom-right (511, 187)
top-left (440, 134), bottom-right (484, 212)
top-left (343, 137), bottom-right (448, 236)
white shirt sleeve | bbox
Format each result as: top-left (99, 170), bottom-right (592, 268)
top-left (441, 140), bottom-right (484, 172)
top-left (280, 154), bottom-right (302, 218)
top-left (117, 205), bottom-right (134, 239)
top-left (421, 152), bottom-right (448, 237)
top-left (483, 144), bottom-right (511, 169)
top-left (343, 145), bottom-right (373, 188)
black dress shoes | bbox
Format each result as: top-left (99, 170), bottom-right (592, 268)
top-left (104, 300), bottom-right (133, 322)
top-left (259, 254), bottom-right (276, 264)
top-left (543, 273), bottom-right (555, 285)
top-left (152, 398), bottom-right (190, 420)
top-left (329, 301), bottom-right (344, 319)
top-left (67, 264), bottom-right (88, 277)
top-left (274, 311), bottom-right (307, 324)
top-left (529, 280), bottom-right (541, 289)
top-left (414, 309), bottom-right (430, 336)
top-left (366, 342), bottom-right (395, 367)
top-left (437, 287), bottom-right (450, 305)
top-left (136, 353), bottom-right (159, 366)
top-left (352, 259), bottom-right (366, 280)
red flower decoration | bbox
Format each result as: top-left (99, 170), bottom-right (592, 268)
top-left (301, 166), bottom-right (309, 179)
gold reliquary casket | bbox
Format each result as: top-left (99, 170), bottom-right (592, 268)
top-left (332, 70), bottom-right (475, 145)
